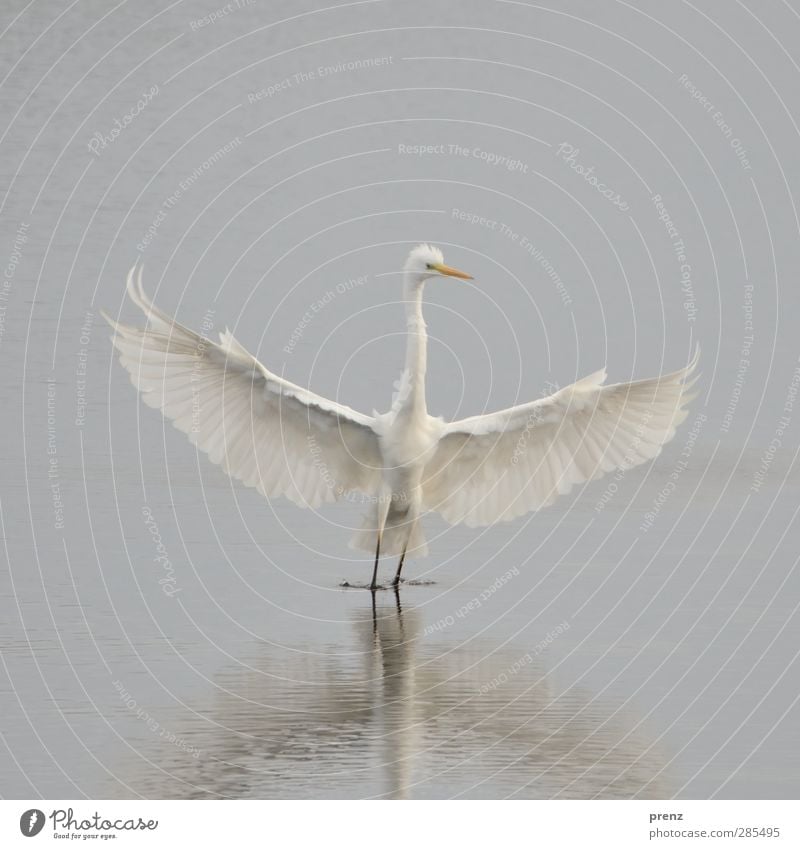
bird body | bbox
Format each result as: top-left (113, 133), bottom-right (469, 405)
top-left (105, 244), bottom-right (698, 588)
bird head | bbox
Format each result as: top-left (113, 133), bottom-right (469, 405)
top-left (403, 244), bottom-right (473, 290)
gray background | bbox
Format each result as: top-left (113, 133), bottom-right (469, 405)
top-left (1, 0), bottom-right (799, 798)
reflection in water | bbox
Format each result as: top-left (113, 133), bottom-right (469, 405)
top-left (120, 595), bottom-right (669, 799)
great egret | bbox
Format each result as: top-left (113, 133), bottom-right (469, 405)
top-left (105, 244), bottom-right (697, 590)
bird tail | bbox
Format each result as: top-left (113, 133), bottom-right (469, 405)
top-left (348, 505), bottom-right (429, 558)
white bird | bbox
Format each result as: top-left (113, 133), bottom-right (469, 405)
top-left (105, 245), bottom-right (698, 590)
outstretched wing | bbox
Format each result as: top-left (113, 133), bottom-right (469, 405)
top-left (104, 267), bottom-right (382, 508)
top-left (423, 353), bottom-right (699, 526)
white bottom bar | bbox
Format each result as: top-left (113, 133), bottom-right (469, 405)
top-left (2, 800), bottom-right (797, 847)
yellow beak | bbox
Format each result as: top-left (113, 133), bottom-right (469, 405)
top-left (430, 262), bottom-right (473, 280)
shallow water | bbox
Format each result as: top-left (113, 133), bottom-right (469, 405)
top-left (4, 458), bottom-right (799, 799)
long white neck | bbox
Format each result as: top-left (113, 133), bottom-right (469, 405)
top-left (395, 277), bottom-right (428, 418)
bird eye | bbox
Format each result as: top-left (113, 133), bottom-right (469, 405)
top-left (425, 263), bottom-right (433, 269)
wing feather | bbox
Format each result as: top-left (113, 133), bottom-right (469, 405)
top-left (423, 352), bottom-right (699, 526)
top-left (105, 266), bottom-right (382, 507)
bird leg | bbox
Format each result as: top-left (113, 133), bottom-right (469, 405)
top-left (370, 535), bottom-right (381, 591)
top-left (392, 544), bottom-right (407, 588)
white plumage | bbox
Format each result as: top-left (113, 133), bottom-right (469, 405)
top-left (105, 246), bottom-right (698, 589)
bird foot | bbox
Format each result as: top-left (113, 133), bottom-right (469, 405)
top-left (339, 580), bottom-right (395, 591)
top-left (339, 579), bottom-right (437, 590)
